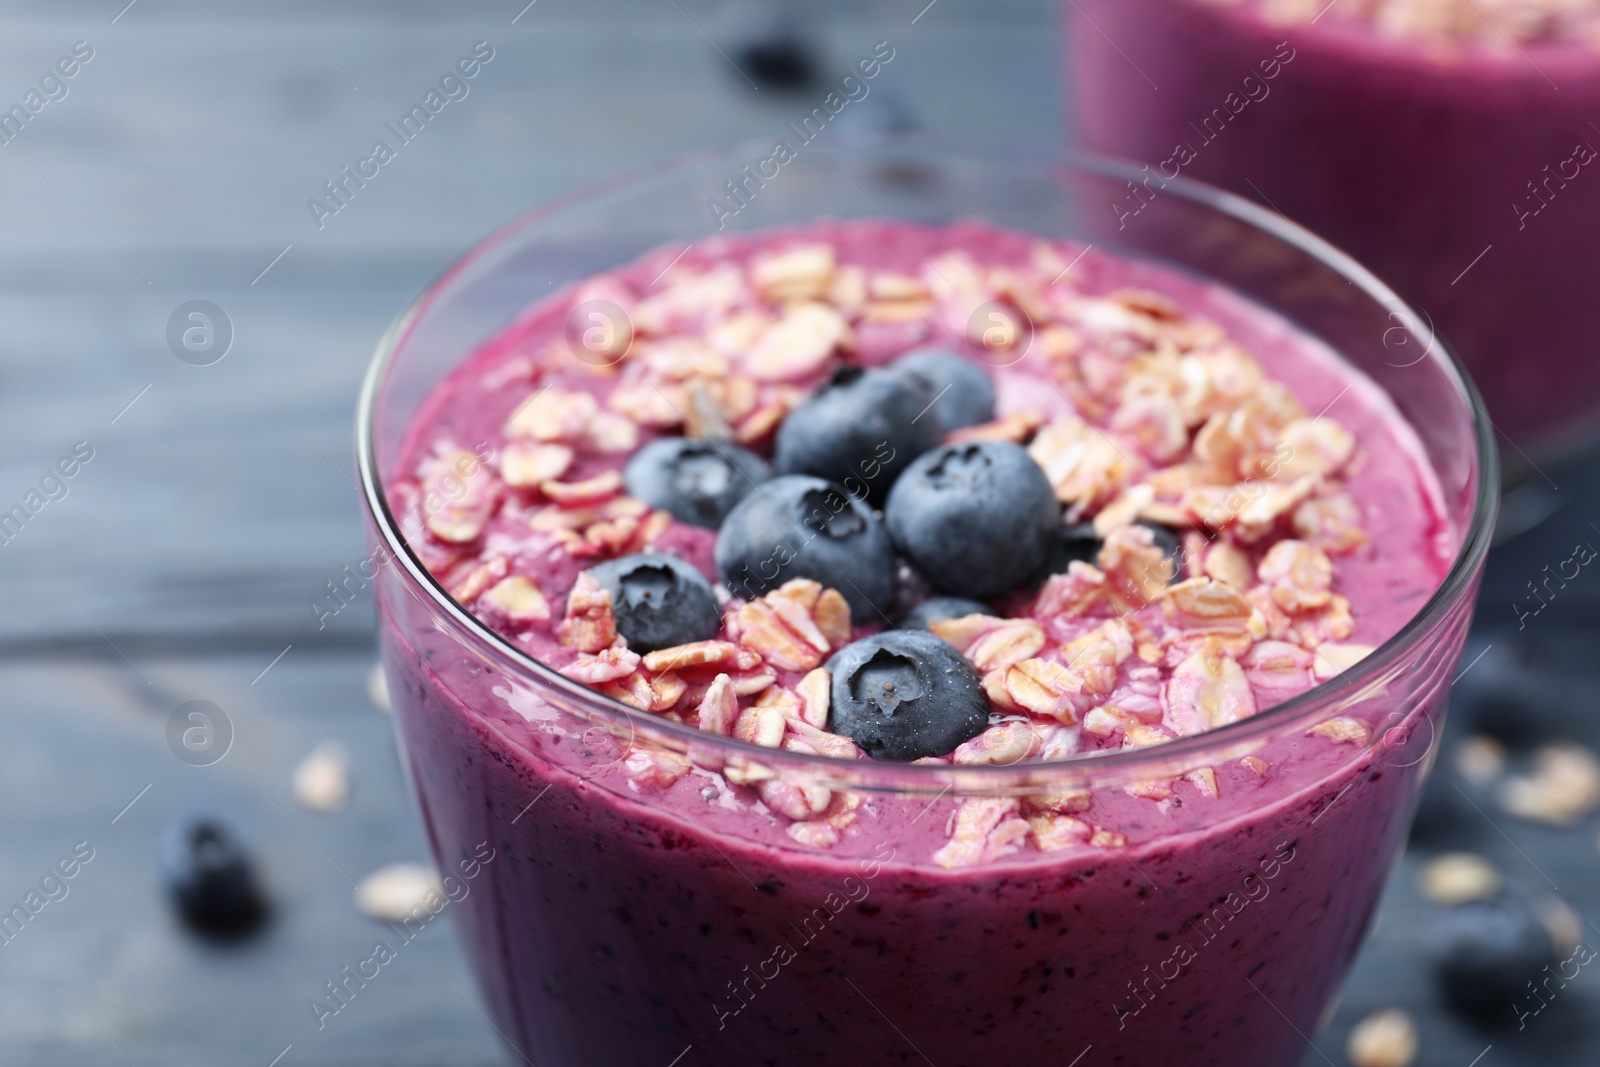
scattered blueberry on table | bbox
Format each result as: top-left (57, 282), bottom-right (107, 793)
top-left (1407, 770), bottom-right (1479, 847)
top-left (158, 812), bottom-right (268, 937)
top-left (727, 7), bottom-right (817, 91)
top-left (1428, 891), bottom-right (1559, 1021)
top-left (1450, 641), bottom-right (1561, 749)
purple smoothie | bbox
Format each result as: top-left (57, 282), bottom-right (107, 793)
top-left (375, 221), bottom-right (1467, 1065)
top-left (1071, 0), bottom-right (1600, 463)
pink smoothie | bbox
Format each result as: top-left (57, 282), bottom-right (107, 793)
top-left (378, 221), bottom-right (1462, 1065)
top-left (1071, 0), bottom-right (1600, 463)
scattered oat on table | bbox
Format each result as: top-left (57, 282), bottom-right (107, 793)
top-left (1346, 1008), bottom-right (1419, 1067)
top-left (354, 863), bottom-right (443, 922)
top-left (1418, 853), bottom-right (1501, 905)
top-left (1453, 735), bottom-right (1505, 786)
top-left (1497, 742), bottom-right (1600, 826)
top-left (1541, 896), bottom-right (1585, 957)
top-left (293, 740), bottom-right (351, 813)
top-left (367, 662), bottom-right (391, 713)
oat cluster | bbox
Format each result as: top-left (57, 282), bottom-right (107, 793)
top-left (398, 229), bottom-right (1389, 861)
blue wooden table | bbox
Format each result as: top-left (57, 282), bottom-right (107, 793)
top-left (0, 2), bottom-right (1594, 1064)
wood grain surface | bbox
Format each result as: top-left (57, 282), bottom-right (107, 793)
top-left (0, 2), bottom-right (1594, 1065)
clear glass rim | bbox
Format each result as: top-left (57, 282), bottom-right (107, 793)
top-left (355, 133), bottom-right (1500, 787)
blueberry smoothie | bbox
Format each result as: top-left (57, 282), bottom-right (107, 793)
top-left (375, 219), bottom-right (1465, 1066)
top-left (1071, 0), bottom-right (1600, 462)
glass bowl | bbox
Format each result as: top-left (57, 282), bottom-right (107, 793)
top-left (357, 136), bottom-right (1496, 1067)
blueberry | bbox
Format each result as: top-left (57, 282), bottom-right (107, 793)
top-left (773, 367), bottom-right (941, 505)
top-left (729, 9), bottom-right (817, 91)
top-left (1429, 892), bottom-right (1559, 1021)
top-left (159, 812), bottom-right (267, 936)
top-left (1141, 522), bottom-right (1184, 573)
top-left (715, 475), bottom-right (895, 622)
top-left (1408, 770), bottom-right (1480, 847)
top-left (826, 630), bottom-right (990, 761)
top-left (623, 437), bottom-right (772, 530)
top-left (1450, 643), bottom-right (1554, 748)
top-left (585, 553), bottom-right (722, 654)
top-left (899, 596), bottom-right (994, 631)
top-left (1035, 522), bottom-right (1103, 581)
top-left (889, 348), bottom-right (996, 431)
top-left (884, 440), bottom-right (1059, 599)
top-left (1033, 522), bottom-right (1184, 585)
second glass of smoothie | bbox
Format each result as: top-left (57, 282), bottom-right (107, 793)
top-left (357, 140), bottom-right (1496, 1066)
top-left (1072, 0), bottom-right (1600, 469)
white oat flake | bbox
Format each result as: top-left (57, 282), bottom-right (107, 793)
top-left (354, 862), bottom-right (444, 922)
top-left (293, 740), bottom-right (351, 814)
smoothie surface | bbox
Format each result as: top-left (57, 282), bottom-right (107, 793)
top-left (389, 219), bottom-right (1454, 827)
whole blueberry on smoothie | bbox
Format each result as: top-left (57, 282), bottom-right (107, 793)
top-left (378, 221), bottom-right (1466, 1067)
top-left (1032, 521), bottom-right (1182, 588)
top-left (899, 595), bottom-right (995, 630)
top-left (773, 366), bottom-right (940, 503)
top-left (826, 630), bottom-right (989, 760)
top-left (889, 347), bottom-right (997, 431)
top-left (715, 474), bottom-right (895, 621)
top-left (623, 437), bottom-right (772, 529)
top-left (885, 439), bottom-right (1060, 599)
top-left (584, 553), bottom-right (721, 654)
